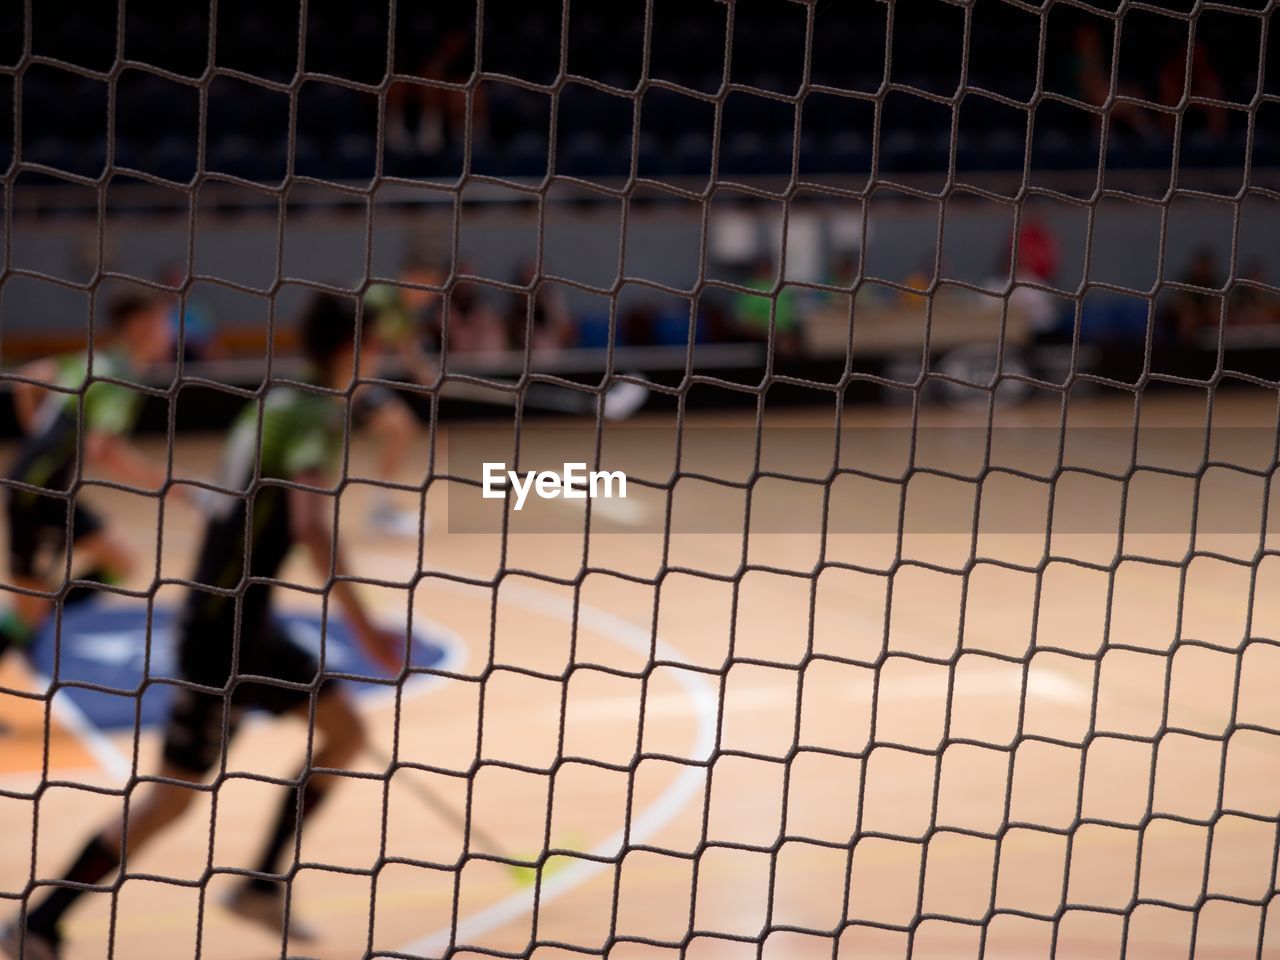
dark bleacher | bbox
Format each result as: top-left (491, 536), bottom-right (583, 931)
top-left (4, 0), bottom-right (1276, 186)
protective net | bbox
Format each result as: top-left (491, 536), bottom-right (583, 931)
top-left (2, 0), bottom-right (1280, 958)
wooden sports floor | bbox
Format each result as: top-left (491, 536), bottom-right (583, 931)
top-left (2, 390), bottom-right (1279, 959)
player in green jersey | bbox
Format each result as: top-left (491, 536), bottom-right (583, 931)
top-left (1, 291), bottom-right (176, 659)
top-left (3, 293), bottom-right (403, 959)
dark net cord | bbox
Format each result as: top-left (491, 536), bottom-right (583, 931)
top-left (3, 0), bottom-right (1280, 958)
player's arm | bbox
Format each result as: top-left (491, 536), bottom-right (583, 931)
top-left (288, 474), bottom-right (403, 675)
top-left (398, 337), bottom-right (439, 387)
top-left (83, 430), bottom-right (173, 494)
top-left (80, 383), bottom-right (194, 502)
top-left (11, 357), bottom-right (58, 434)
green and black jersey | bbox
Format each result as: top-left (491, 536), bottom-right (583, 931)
top-left (5, 352), bottom-right (145, 574)
top-left (182, 384), bottom-right (343, 632)
top-left (168, 384), bottom-right (344, 769)
top-left (364, 283), bottom-right (441, 352)
top-left (7, 351), bottom-right (144, 496)
top-left (364, 283), bottom-right (415, 347)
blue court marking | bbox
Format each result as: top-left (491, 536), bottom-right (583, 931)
top-left (29, 603), bottom-right (450, 732)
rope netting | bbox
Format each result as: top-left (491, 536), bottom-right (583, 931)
top-left (2, 0), bottom-right (1280, 958)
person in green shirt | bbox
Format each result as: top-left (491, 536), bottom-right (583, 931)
top-left (3, 293), bottom-right (403, 959)
top-left (1, 292), bottom-right (176, 658)
top-left (733, 256), bottom-right (802, 355)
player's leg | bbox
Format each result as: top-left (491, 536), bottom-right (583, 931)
top-left (1, 496), bottom-right (138, 640)
top-left (222, 621), bottom-right (367, 940)
top-left (62, 505), bottom-right (136, 607)
top-left (2, 689), bottom-right (227, 958)
top-left (2, 581), bottom-right (249, 958)
top-left (244, 686), bottom-right (366, 890)
top-left (0, 572), bottom-right (46, 660)
top-left (14, 765), bottom-right (204, 926)
top-left (0, 490), bottom-right (58, 653)
top-left (0, 499), bottom-right (135, 653)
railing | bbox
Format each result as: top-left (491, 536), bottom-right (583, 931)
top-left (8, 166), bottom-right (1278, 221)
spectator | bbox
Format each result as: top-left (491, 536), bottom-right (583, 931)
top-left (819, 250), bottom-right (859, 317)
top-left (1008, 216), bottom-right (1060, 285)
top-left (1168, 247), bottom-right (1223, 341)
top-left (898, 256), bottom-right (933, 306)
top-left (826, 251), bottom-right (859, 292)
top-left (1157, 38), bottom-right (1227, 138)
top-left (1228, 261), bottom-right (1278, 326)
top-left (440, 264), bottom-right (507, 356)
top-left (367, 257), bottom-right (444, 340)
top-left (162, 264), bottom-right (220, 363)
top-left (1069, 24), bottom-right (1154, 137)
top-left (619, 302), bottom-right (658, 347)
top-left (984, 221), bottom-right (1069, 342)
top-left (506, 260), bottom-right (575, 351)
top-left (733, 257), bottom-right (801, 355)
top-left (367, 257), bottom-right (506, 361)
top-left (1078, 292), bottom-right (1150, 344)
top-left (386, 28), bottom-right (488, 155)
top-left (359, 257), bottom-right (446, 536)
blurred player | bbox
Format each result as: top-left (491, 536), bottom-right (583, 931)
top-left (368, 257), bottom-right (648, 420)
top-left (161, 263), bottom-right (222, 363)
top-left (357, 257), bottom-right (445, 537)
top-left (733, 256), bottom-right (801, 356)
top-left (0, 291), bottom-right (176, 661)
top-left (506, 259), bottom-right (575, 351)
top-left (2, 293), bottom-right (404, 959)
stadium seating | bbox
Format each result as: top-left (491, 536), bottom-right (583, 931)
top-left (10, 2), bottom-right (1270, 184)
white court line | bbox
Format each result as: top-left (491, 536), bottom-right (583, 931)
top-left (0, 662), bottom-right (1087, 794)
top-left (568, 667), bottom-right (1086, 722)
top-left (32, 673), bottom-right (135, 784)
top-left (399, 585), bottom-right (1090, 957)
top-left (14, 586), bottom-right (1085, 957)
top-left (398, 579), bottom-right (719, 958)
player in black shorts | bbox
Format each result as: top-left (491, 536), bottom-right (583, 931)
top-left (3, 293), bottom-right (403, 960)
top-left (0, 292), bottom-right (176, 661)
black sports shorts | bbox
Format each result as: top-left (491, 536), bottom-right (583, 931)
top-left (5, 486), bottom-right (104, 579)
top-left (161, 593), bottom-right (328, 775)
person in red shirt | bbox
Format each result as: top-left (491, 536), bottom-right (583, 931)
top-left (1009, 217), bottom-right (1060, 285)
